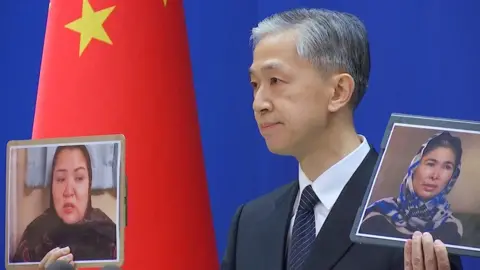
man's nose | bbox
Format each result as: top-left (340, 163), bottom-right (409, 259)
top-left (252, 88), bottom-right (273, 114)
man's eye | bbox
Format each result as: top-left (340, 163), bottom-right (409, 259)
top-left (270, 77), bottom-right (279, 84)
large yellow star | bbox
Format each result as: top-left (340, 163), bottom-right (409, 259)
top-left (65, 0), bottom-right (116, 56)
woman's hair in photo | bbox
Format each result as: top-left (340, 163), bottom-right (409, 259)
top-left (51, 145), bottom-right (93, 181)
top-left (423, 131), bottom-right (463, 167)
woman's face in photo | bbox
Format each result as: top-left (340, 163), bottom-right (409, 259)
top-left (52, 148), bottom-right (90, 224)
top-left (412, 146), bottom-right (456, 201)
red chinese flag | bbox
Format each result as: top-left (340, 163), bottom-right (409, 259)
top-left (32, 0), bottom-right (218, 269)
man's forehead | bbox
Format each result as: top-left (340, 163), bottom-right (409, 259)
top-left (249, 59), bottom-right (287, 75)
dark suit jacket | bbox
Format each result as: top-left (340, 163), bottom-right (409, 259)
top-left (221, 149), bottom-right (463, 270)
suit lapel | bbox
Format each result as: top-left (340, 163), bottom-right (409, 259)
top-left (304, 149), bottom-right (378, 270)
top-left (261, 182), bottom-right (298, 270)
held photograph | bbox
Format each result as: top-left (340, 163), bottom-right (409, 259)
top-left (5, 135), bottom-right (126, 269)
top-left (351, 114), bottom-right (480, 258)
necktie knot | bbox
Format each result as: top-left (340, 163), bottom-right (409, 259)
top-left (298, 185), bottom-right (319, 212)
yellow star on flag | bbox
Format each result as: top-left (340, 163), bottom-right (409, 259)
top-left (163, 0), bottom-right (167, 6)
top-left (65, 0), bottom-right (116, 56)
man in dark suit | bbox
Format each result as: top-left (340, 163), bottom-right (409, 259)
top-left (221, 8), bottom-right (462, 270)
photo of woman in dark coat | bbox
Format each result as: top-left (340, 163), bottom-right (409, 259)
top-left (11, 145), bottom-right (117, 263)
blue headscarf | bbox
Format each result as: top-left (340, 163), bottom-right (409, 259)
top-left (364, 131), bottom-right (461, 233)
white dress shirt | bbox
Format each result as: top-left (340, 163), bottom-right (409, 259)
top-left (288, 135), bottom-right (371, 241)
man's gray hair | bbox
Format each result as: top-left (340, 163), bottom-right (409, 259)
top-left (250, 8), bottom-right (370, 108)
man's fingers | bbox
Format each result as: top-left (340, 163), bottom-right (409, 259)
top-left (37, 246), bottom-right (72, 269)
top-left (61, 254), bottom-right (76, 268)
top-left (46, 247), bottom-right (71, 266)
top-left (422, 233), bottom-right (437, 270)
top-left (404, 239), bottom-right (413, 270)
top-left (404, 232), bottom-right (451, 270)
top-left (58, 254), bottom-right (74, 262)
top-left (39, 247), bottom-right (59, 269)
top-left (434, 240), bottom-right (451, 270)
top-left (412, 231), bottom-right (424, 270)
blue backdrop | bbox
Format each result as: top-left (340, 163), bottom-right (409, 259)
top-left (2, 0), bottom-right (480, 268)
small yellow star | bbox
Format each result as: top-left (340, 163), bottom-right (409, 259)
top-left (65, 0), bottom-right (116, 56)
top-left (163, 0), bottom-right (167, 6)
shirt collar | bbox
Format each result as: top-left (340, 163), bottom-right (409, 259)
top-left (298, 135), bottom-right (371, 210)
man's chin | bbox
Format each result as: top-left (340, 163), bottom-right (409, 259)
top-left (265, 142), bottom-right (293, 156)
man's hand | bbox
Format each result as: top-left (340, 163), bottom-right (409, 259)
top-left (38, 246), bottom-right (74, 269)
top-left (404, 231), bottom-right (450, 270)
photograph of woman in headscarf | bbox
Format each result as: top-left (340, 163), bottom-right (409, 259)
top-left (359, 131), bottom-right (463, 245)
top-left (11, 145), bottom-right (117, 263)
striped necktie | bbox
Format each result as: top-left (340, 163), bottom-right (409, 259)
top-left (287, 185), bottom-right (320, 270)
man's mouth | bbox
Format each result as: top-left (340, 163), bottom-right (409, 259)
top-left (260, 122), bottom-right (281, 129)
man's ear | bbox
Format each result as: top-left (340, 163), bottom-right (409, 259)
top-left (327, 73), bottom-right (355, 112)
